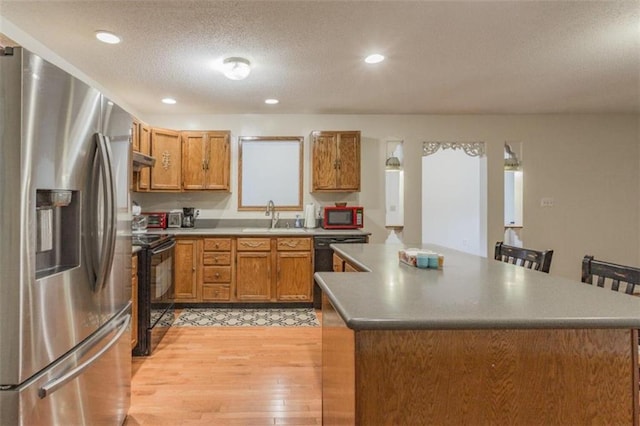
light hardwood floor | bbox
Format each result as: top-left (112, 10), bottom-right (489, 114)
top-left (125, 325), bottom-right (322, 425)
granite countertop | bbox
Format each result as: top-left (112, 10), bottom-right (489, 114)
top-left (314, 243), bottom-right (640, 331)
top-left (142, 227), bottom-right (371, 237)
top-left (130, 227), bottom-right (368, 254)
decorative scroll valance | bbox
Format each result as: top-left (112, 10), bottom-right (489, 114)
top-left (422, 141), bottom-right (486, 158)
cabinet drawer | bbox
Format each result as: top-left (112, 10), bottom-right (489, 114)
top-left (203, 238), bottom-right (231, 251)
top-left (203, 266), bottom-right (231, 283)
top-left (237, 238), bottom-right (271, 251)
top-left (203, 252), bottom-right (231, 265)
top-left (202, 284), bottom-right (230, 301)
top-left (277, 237), bottom-right (311, 251)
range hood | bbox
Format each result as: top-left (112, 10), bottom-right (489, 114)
top-left (132, 151), bottom-right (156, 171)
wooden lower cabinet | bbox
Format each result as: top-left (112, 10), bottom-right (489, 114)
top-left (276, 237), bottom-right (312, 301)
top-left (235, 238), bottom-right (272, 301)
top-left (333, 252), bottom-right (362, 272)
top-left (202, 238), bottom-right (232, 301)
top-left (236, 251), bottom-right (272, 301)
top-left (234, 237), bottom-right (313, 302)
top-left (344, 262), bottom-right (359, 273)
top-left (173, 236), bottom-right (313, 304)
top-left (131, 253), bottom-right (138, 349)
top-left (333, 253), bottom-right (344, 272)
top-left (173, 238), bottom-right (200, 302)
top-left (234, 236), bottom-right (314, 302)
top-left (277, 252), bottom-right (312, 300)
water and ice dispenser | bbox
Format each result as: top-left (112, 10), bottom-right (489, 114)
top-left (35, 189), bottom-right (80, 278)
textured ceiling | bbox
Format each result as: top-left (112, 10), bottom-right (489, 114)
top-left (0, 1), bottom-right (639, 116)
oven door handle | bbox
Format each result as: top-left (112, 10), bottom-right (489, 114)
top-left (151, 239), bottom-right (176, 255)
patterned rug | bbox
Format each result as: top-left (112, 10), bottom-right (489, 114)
top-left (173, 308), bottom-right (319, 327)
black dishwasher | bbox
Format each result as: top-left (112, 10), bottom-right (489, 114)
top-left (313, 235), bottom-right (369, 308)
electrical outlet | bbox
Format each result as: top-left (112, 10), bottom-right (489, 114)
top-left (540, 197), bottom-right (554, 207)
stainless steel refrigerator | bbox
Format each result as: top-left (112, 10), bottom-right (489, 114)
top-left (0, 46), bottom-right (132, 425)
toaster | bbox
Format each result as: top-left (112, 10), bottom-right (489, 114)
top-left (168, 211), bottom-right (183, 228)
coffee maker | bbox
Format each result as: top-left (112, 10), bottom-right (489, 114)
top-left (182, 207), bottom-right (198, 228)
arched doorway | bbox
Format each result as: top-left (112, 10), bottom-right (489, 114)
top-left (421, 141), bottom-right (487, 256)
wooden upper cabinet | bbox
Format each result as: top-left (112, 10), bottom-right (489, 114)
top-left (335, 132), bottom-right (360, 191)
top-left (182, 132), bottom-right (207, 190)
top-left (137, 123), bottom-right (151, 191)
top-left (131, 120), bottom-right (140, 152)
top-left (150, 128), bottom-right (181, 191)
top-left (182, 131), bottom-right (230, 191)
top-left (206, 132), bottom-right (230, 190)
top-left (312, 130), bottom-right (361, 192)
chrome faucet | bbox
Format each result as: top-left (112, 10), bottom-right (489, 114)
top-left (265, 199), bottom-right (279, 228)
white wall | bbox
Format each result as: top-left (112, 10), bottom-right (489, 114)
top-left (135, 113), bottom-right (639, 280)
top-left (422, 149), bottom-right (487, 256)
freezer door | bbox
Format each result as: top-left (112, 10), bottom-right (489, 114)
top-left (0, 305), bottom-right (132, 426)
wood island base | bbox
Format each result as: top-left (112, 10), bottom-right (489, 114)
top-left (322, 296), bottom-right (639, 425)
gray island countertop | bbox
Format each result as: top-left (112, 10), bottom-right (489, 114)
top-left (314, 243), bottom-right (640, 330)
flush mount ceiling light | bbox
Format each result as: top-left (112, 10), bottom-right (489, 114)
top-left (95, 30), bottom-right (121, 44)
top-left (222, 57), bottom-right (251, 80)
top-left (265, 99), bottom-right (279, 105)
top-left (365, 53), bottom-right (385, 64)
top-left (161, 98), bottom-right (177, 105)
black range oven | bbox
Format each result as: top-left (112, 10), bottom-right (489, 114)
top-left (132, 233), bottom-right (176, 356)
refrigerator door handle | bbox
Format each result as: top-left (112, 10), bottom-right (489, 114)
top-left (92, 133), bottom-right (117, 292)
top-left (37, 313), bottom-right (131, 399)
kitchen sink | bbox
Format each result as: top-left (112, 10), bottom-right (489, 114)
top-left (241, 227), bottom-right (307, 233)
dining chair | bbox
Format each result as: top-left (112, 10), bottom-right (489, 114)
top-left (581, 255), bottom-right (640, 295)
top-left (494, 242), bottom-right (554, 273)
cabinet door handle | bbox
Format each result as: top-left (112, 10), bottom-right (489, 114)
top-left (202, 160), bottom-right (206, 170)
top-left (215, 272), bottom-right (220, 278)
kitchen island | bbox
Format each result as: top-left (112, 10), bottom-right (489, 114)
top-left (314, 243), bottom-right (640, 425)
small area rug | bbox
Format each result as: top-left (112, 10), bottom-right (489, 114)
top-left (173, 308), bottom-right (319, 327)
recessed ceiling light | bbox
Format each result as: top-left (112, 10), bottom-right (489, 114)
top-left (95, 31), bottom-right (121, 44)
top-left (265, 99), bottom-right (279, 105)
top-left (365, 53), bottom-right (385, 64)
top-left (222, 57), bottom-right (251, 80)
top-left (161, 98), bottom-right (177, 105)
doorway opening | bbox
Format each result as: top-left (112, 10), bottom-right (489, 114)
top-left (421, 142), bottom-right (487, 257)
